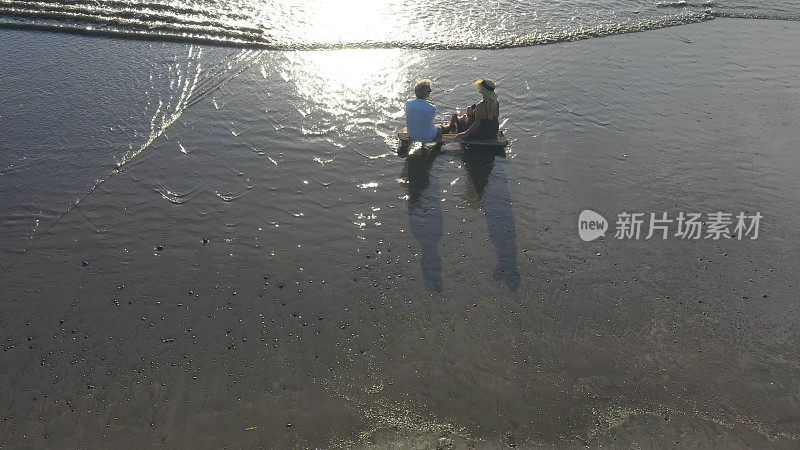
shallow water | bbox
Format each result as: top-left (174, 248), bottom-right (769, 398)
top-left (2, 17), bottom-right (800, 446)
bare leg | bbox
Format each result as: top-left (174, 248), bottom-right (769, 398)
top-left (441, 114), bottom-right (459, 134)
top-left (454, 106), bottom-right (474, 132)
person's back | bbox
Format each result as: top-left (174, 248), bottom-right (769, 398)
top-left (405, 79), bottom-right (459, 143)
top-left (472, 100), bottom-right (499, 140)
top-left (406, 98), bottom-right (438, 142)
top-left (457, 78), bottom-right (500, 142)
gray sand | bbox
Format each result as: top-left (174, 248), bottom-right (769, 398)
top-left (1, 18), bottom-right (799, 448)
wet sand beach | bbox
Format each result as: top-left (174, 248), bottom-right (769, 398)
top-left (1, 18), bottom-right (800, 448)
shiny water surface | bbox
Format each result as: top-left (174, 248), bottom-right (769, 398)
top-left (1, 7), bottom-right (800, 449)
top-left (2, 0), bottom-right (800, 48)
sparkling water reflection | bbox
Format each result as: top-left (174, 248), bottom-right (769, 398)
top-left (273, 49), bottom-right (423, 147)
top-left (4, 0), bottom-right (772, 48)
top-left (281, 49), bottom-right (412, 116)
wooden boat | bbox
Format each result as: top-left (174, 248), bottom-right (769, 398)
top-left (397, 129), bottom-right (508, 149)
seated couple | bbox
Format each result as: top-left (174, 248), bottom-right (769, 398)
top-left (405, 78), bottom-right (499, 143)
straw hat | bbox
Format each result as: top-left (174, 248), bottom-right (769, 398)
top-left (473, 78), bottom-right (498, 100)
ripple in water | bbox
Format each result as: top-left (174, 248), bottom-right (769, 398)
top-left (3, 0), bottom-right (800, 49)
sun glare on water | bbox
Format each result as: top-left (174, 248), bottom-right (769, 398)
top-left (264, 48), bottom-right (423, 146)
top-left (265, 0), bottom-right (407, 47)
top-left (282, 49), bottom-right (415, 112)
top-left (253, 1), bottom-right (428, 140)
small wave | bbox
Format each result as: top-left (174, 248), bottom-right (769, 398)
top-left (3, 0), bottom-right (800, 51)
top-left (155, 185), bottom-right (200, 204)
top-left (713, 11), bottom-right (800, 21)
top-left (214, 188), bottom-right (251, 202)
top-left (0, 5), bottom-right (716, 50)
top-left (656, 0), bottom-right (717, 8)
top-left (655, 0), bottom-right (800, 21)
top-left (656, 1), bottom-right (689, 8)
top-left (313, 157), bottom-right (335, 166)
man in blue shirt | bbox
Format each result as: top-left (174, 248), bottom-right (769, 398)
top-left (405, 80), bottom-right (458, 142)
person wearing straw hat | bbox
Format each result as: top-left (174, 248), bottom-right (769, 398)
top-left (456, 78), bottom-right (500, 141)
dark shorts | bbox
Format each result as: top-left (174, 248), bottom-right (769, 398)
top-left (433, 125), bottom-right (443, 142)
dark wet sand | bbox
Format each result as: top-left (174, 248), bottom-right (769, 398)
top-left (1, 18), bottom-right (800, 448)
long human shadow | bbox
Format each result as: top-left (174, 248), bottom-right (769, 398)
top-left (404, 145), bottom-right (519, 292)
top-left (404, 146), bottom-right (444, 292)
top-left (462, 150), bottom-right (520, 291)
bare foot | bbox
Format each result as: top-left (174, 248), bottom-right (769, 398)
top-left (449, 114), bottom-right (459, 133)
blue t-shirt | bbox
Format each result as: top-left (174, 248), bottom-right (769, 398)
top-left (405, 98), bottom-right (438, 142)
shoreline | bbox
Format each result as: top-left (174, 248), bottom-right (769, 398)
top-left (0, 14), bottom-right (781, 52)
